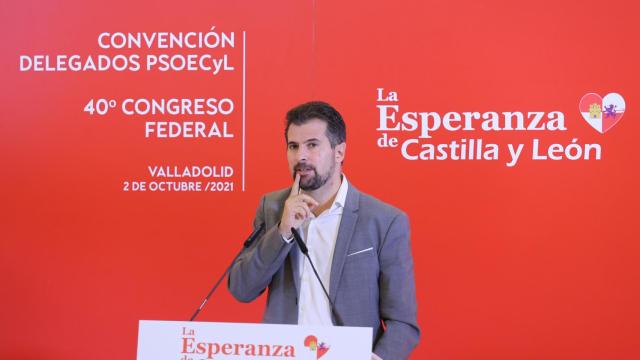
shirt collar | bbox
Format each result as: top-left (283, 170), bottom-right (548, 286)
top-left (332, 174), bottom-right (349, 210)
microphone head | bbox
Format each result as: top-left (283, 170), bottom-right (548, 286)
top-left (243, 223), bottom-right (265, 248)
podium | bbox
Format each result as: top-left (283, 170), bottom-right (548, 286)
top-left (137, 320), bottom-right (373, 359)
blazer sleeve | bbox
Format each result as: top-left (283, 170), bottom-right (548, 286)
top-left (373, 212), bottom-right (420, 359)
top-left (227, 196), bottom-right (294, 302)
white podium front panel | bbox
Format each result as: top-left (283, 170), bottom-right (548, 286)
top-left (137, 320), bottom-right (372, 360)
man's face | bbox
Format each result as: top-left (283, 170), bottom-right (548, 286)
top-left (286, 118), bottom-right (344, 191)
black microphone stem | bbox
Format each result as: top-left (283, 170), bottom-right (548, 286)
top-left (291, 227), bottom-right (343, 326)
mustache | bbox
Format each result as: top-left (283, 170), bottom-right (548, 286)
top-left (294, 163), bottom-right (316, 172)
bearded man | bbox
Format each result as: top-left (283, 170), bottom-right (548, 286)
top-left (228, 101), bottom-right (419, 360)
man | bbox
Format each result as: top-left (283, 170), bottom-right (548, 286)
top-left (228, 101), bottom-right (419, 359)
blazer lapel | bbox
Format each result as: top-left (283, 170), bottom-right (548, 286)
top-left (329, 183), bottom-right (360, 304)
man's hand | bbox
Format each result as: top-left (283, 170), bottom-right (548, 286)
top-left (278, 174), bottom-right (319, 237)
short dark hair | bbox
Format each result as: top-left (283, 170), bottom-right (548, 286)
top-left (285, 101), bottom-right (346, 148)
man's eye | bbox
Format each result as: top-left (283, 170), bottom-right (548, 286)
top-left (308, 143), bottom-right (317, 148)
top-left (288, 144), bottom-right (298, 150)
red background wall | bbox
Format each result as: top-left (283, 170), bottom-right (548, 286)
top-left (2, 0), bottom-right (639, 359)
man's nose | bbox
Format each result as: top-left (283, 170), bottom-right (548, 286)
top-left (296, 147), bottom-right (308, 161)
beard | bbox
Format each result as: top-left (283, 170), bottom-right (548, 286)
top-left (293, 161), bottom-right (335, 191)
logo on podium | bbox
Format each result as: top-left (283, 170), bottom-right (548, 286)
top-left (304, 335), bottom-right (330, 359)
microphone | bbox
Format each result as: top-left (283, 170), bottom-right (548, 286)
top-left (243, 224), bottom-right (265, 248)
top-left (291, 227), bottom-right (343, 326)
top-left (189, 223), bottom-right (265, 321)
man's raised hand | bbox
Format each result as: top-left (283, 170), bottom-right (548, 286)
top-left (278, 174), bottom-right (319, 237)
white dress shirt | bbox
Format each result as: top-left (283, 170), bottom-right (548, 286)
top-left (296, 176), bottom-right (348, 326)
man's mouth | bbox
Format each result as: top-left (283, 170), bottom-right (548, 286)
top-left (295, 165), bottom-right (315, 176)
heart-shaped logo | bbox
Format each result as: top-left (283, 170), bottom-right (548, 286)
top-left (304, 335), bottom-right (330, 359)
top-left (579, 92), bottom-right (626, 133)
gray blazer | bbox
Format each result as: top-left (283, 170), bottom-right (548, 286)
top-left (228, 182), bottom-right (419, 359)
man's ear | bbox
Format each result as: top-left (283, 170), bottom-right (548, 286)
top-left (335, 142), bottom-right (346, 163)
